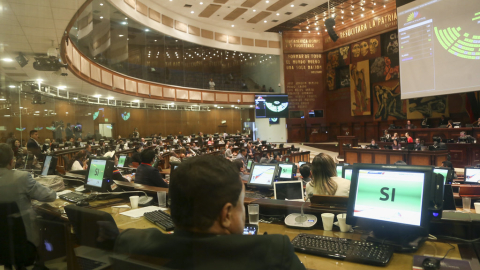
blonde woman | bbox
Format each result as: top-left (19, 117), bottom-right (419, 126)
top-left (305, 153), bottom-right (351, 198)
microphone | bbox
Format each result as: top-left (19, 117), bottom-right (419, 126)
top-left (295, 193), bottom-right (313, 223)
top-left (285, 193), bottom-right (317, 228)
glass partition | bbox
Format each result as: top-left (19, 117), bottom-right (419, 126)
top-left (69, 0), bottom-right (280, 92)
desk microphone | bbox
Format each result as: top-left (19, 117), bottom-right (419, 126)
top-left (285, 193), bottom-right (318, 229)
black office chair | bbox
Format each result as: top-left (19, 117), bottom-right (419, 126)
top-left (0, 202), bottom-right (37, 270)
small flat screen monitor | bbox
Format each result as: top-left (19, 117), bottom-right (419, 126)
top-left (464, 167), bottom-right (480, 184)
top-left (254, 94), bottom-right (289, 118)
top-left (117, 155), bottom-right (127, 167)
top-left (336, 164), bottom-right (343, 178)
top-left (248, 164), bottom-right (277, 188)
top-left (342, 166), bottom-right (353, 181)
top-left (274, 181), bottom-right (304, 201)
top-left (433, 167), bottom-right (451, 184)
top-left (347, 164), bottom-right (432, 231)
top-left (298, 161), bottom-right (307, 167)
top-left (246, 159), bottom-right (254, 171)
top-left (84, 159), bottom-right (114, 192)
top-left (41, 156), bottom-right (53, 176)
top-left (277, 163), bottom-right (295, 180)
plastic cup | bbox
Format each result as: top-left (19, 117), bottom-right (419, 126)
top-left (129, 196), bottom-right (139, 209)
top-left (474, 202), bottom-right (480, 214)
top-left (462, 197), bottom-right (471, 212)
top-left (157, 191), bottom-right (167, 207)
top-left (337, 213), bottom-right (352, 232)
top-left (321, 213), bottom-right (335, 231)
top-left (248, 204), bottom-right (259, 225)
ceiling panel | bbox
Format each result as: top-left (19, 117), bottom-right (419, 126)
top-left (223, 8), bottom-right (248, 21)
top-left (240, 0), bottom-right (262, 8)
top-left (213, 0), bottom-right (229, 3)
top-left (247, 11), bottom-right (271, 23)
top-left (266, 0), bottom-right (294, 12)
top-left (198, 4), bottom-right (222, 18)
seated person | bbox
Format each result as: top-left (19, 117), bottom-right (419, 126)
top-left (405, 120), bottom-right (414, 129)
top-left (259, 153), bottom-right (271, 163)
top-left (446, 120), bottom-right (453, 128)
top-left (299, 163), bottom-right (312, 185)
top-left (135, 149), bottom-right (168, 188)
top-left (383, 130), bottom-right (391, 141)
top-left (392, 132), bottom-right (399, 141)
top-left (414, 138), bottom-right (422, 150)
top-left (69, 150), bottom-right (88, 171)
top-left (439, 115), bottom-right (448, 126)
top-left (225, 144), bottom-right (233, 159)
top-left (0, 143), bottom-right (56, 268)
top-left (131, 145), bottom-right (142, 164)
top-left (270, 152), bottom-right (281, 164)
top-left (85, 143), bottom-right (92, 157)
top-left (458, 131), bottom-right (469, 143)
top-left (367, 139), bottom-right (379, 149)
top-left (114, 155), bottom-right (305, 269)
top-left (406, 132), bottom-right (413, 143)
top-left (392, 139), bottom-right (401, 150)
top-left (305, 153), bottom-right (350, 197)
top-left (235, 148), bottom-right (247, 166)
top-left (234, 159), bottom-right (250, 181)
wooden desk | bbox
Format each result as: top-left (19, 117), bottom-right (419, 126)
top-left (344, 148), bottom-right (448, 166)
top-left (282, 151), bottom-right (310, 163)
top-left (386, 127), bottom-right (473, 142)
top-left (337, 136), bottom-right (359, 159)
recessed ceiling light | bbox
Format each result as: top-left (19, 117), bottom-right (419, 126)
top-left (231, 25), bottom-right (234, 27)
top-left (250, 105), bottom-right (253, 107)
top-left (58, 86), bottom-right (66, 89)
top-left (125, 17), bottom-right (128, 20)
top-left (100, 16), bottom-right (103, 19)
top-left (361, 14), bottom-right (364, 17)
top-left (145, 29), bottom-right (149, 32)
top-left (0, 98), bottom-right (5, 101)
top-left (2, 58), bottom-right (13, 62)
top-left (36, 79), bottom-right (43, 82)
top-left (214, 105), bottom-right (217, 107)
top-left (231, 105), bottom-right (234, 107)
top-left (200, 2), bottom-right (203, 4)
top-left (264, 20), bottom-right (267, 23)
top-left (119, 34), bottom-right (124, 37)
top-left (266, 0), bottom-right (269, 3)
top-left (191, 11), bottom-right (194, 13)
top-left (276, 13), bottom-right (280, 15)
top-left (107, 97), bottom-right (114, 99)
top-left (8, 85), bottom-right (15, 88)
top-left (121, 21), bottom-right (127, 25)
top-left (253, 9), bottom-right (256, 12)
top-left (290, 4), bottom-right (294, 7)
top-left (133, 100), bottom-right (139, 102)
top-left (100, 3), bottom-right (103, 6)
top-left (19, 107), bottom-right (23, 109)
top-left (93, 94), bottom-right (101, 98)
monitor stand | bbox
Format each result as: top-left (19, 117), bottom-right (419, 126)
top-left (362, 230), bottom-right (426, 253)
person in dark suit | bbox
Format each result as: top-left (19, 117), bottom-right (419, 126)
top-left (26, 130), bottom-right (44, 161)
top-left (114, 155), bottom-right (305, 270)
top-left (198, 132), bottom-right (204, 148)
top-left (439, 115), bottom-right (448, 126)
top-left (135, 149), bottom-right (168, 188)
top-left (368, 139), bottom-right (379, 149)
top-left (131, 145), bottom-right (142, 164)
top-left (414, 138), bottom-right (422, 151)
top-left (405, 120), bottom-right (414, 129)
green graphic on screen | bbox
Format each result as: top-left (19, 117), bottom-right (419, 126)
top-left (87, 160), bottom-right (107, 188)
top-left (117, 156), bottom-right (126, 167)
top-left (433, 168), bottom-right (448, 183)
top-left (344, 169), bottom-right (352, 181)
top-left (354, 170), bottom-right (424, 226)
top-left (279, 164), bottom-right (293, 179)
top-left (434, 12), bottom-right (480, 60)
top-left (266, 101), bottom-right (288, 112)
top-left (337, 165), bottom-right (343, 178)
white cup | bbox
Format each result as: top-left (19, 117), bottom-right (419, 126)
top-left (474, 202), bottom-right (480, 214)
top-left (157, 191), bottom-right (167, 207)
top-left (321, 213), bottom-right (335, 231)
top-left (337, 213), bottom-right (352, 232)
top-left (129, 196), bottom-right (139, 209)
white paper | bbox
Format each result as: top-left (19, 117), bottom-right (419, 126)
top-left (112, 205), bottom-right (131, 208)
top-left (56, 190), bottom-right (72, 199)
top-left (120, 206), bottom-right (168, 218)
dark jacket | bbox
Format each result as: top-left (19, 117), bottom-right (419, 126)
top-left (26, 138), bottom-right (44, 160)
top-left (114, 228), bottom-right (306, 270)
top-left (135, 163), bottom-right (168, 188)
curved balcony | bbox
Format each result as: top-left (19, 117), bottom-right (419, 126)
top-left (62, 0), bottom-right (281, 104)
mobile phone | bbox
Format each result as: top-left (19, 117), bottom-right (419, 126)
top-left (243, 224), bottom-right (258, 235)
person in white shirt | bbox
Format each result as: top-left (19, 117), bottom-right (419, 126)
top-left (186, 135), bottom-right (192, 143)
top-left (69, 150), bottom-right (88, 171)
top-left (173, 136), bottom-right (178, 145)
top-left (218, 138), bottom-right (225, 145)
top-left (305, 153), bottom-right (350, 199)
top-left (209, 78), bottom-right (215, 90)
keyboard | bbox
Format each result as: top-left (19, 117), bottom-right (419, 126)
top-left (76, 256), bottom-right (108, 270)
top-left (144, 210), bottom-right (175, 231)
top-left (59, 192), bottom-right (89, 203)
top-left (291, 234), bottom-right (394, 266)
top-left (245, 193), bottom-right (265, 199)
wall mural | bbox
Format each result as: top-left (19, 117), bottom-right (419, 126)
top-left (351, 35), bottom-right (381, 63)
top-left (336, 66), bottom-right (350, 88)
top-left (350, 60), bottom-right (371, 116)
top-left (326, 45), bottom-right (350, 91)
top-left (381, 30), bottom-right (399, 56)
top-left (407, 96), bottom-right (449, 119)
top-left (372, 79), bottom-right (406, 121)
top-left (369, 54), bottom-right (400, 83)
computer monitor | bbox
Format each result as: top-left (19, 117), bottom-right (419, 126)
top-left (84, 158), bottom-right (114, 192)
top-left (464, 167), bottom-right (480, 184)
top-left (298, 161), bottom-right (307, 167)
top-left (277, 162), bottom-right (295, 180)
top-left (274, 181), bottom-right (304, 201)
top-left (433, 167), bottom-right (452, 184)
top-left (246, 159), bottom-right (254, 171)
top-left (247, 164), bottom-right (277, 189)
top-left (346, 164), bottom-right (433, 251)
top-left (117, 155), bottom-right (127, 167)
top-left (342, 165), bottom-right (353, 181)
top-left (336, 164), bottom-right (343, 178)
top-left (41, 155), bottom-right (57, 176)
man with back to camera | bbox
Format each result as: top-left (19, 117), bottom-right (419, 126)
top-left (299, 164), bottom-right (312, 185)
top-left (134, 149), bottom-right (168, 188)
top-left (414, 138), bottom-right (422, 151)
top-left (0, 143), bottom-right (56, 268)
top-left (114, 155), bottom-right (306, 270)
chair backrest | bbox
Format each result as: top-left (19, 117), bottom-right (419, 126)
top-left (0, 201), bottom-right (36, 266)
top-left (110, 255), bottom-right (173, 270)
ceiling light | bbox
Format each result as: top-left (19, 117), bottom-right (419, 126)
top-left (264, 20), bottom-right (267, 23)
top-left (250, 105), bottom-right (253, 107)
top-left (214, 105), bottom-right (217, 107)
top-left (253, 9), bottom-right (256, 12)
top-left (8, 85), bottom-right (15, 88)
top-left (361, 14), bottom-right (364, 17)
top-left (0, 98), bottom-right (5, 101)
top-left (121, 21), bottom-right (127, 25)
top-left (19, 107), bottom-right (23, 109)
top-left (93, 94), bottom-right (101, 98)
top-left (73, 97), bottom-right (78, 100)
top-left (351, 18), bottom-right (353, 20)
top-left (100, 3), bottom-right (103, 5)
top-left (100, 16), bottom-right (103, 19)
top-left (306, 26), bottom-right (309, 29)
top-left (315, 27), bottom-right (319, 30)
top-left (2, 58), bottom-right (13, 62)
top-left (200, 2), bottom-right (203, 4)
top-left (125, 17), bottom-right (128, 20)
top-left (266, 0), bottom-right (269, 3)
top-left (231, 24), bottom-right (234, 27)
top-left (231, 105), bottom-right (234, 107)
top-left (44, 109), bottom-right (47, 111)
top-left (145, 29), bottom-right (149, 32)
top-left (35, 111), bottom-right (40, 113)
top-left (372, 10), bottom-right (374, 13)
top-left (384, 4), bottom-right (386, 7)
top-left (133, 100), bottom-right (139, 102)
top-left (191, 11), bottom-right (194, 13)
top-left (36, 79), bottom-right (43, 82)
top-left (4, 115), bottom-right (10, 117)
top-left (58, 86), bottom-right (66, 89)
top-left (276, 13), bottom-right (279, 15)
top-left (119, 34), bottom-right (124, 37)
top-left (341, 10), bottom-right (344, 13)
top-left (290, 4), bottom-right (294, 7)
top-left (107, 97), bottom-right (114, 99)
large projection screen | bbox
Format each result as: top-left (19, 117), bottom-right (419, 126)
top-left (398, 0), bottom-right (480, 99)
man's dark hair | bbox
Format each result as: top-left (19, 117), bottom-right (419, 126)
top-left (239, 148), bottom-right (246, 154)
top-left (394, 160), bottom-right (407, 165)
top-left (233, 159), bottom-right (244, 171)
top-left (140, 149), bottom-right (155, 163)
top-left (0, 143), bottom-right (14, 168)
top-left (29, 130), bottom-right (37, 137)
top-left (299, 164), bottom-right (311, 178)
top-left (170, 155), bottom-right (242, 231)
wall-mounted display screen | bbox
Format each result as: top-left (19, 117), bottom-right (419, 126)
top-left (308, 110), bottom-right (324, 118)
top-left (255, 95), bottom-right (289, 118)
